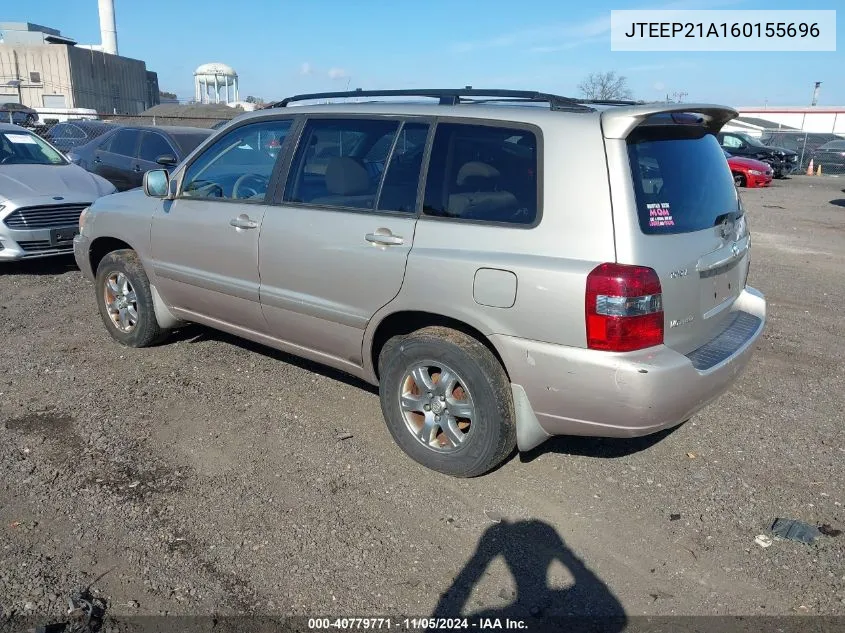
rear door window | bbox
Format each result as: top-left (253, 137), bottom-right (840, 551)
top-left (138, 132), bottom-right (174, 163)
top-left (284, 118), bottom-right (400, 210)
top-left (377, 121), bottom-right (430, 213)
top-left (107, 129), bottom-right (140, 157)
top-left (628, 129), bottom-right (740, 234)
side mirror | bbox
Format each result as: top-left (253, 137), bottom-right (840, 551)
top-left (143, 169), bottom-right (170, 198)
top-left (156, 154), bottom-right (178, 167)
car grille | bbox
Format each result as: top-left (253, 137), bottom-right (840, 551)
top-left (17, 240), bottom-right (73, 253)
top-left (3, 204), bottom-right (88, 230)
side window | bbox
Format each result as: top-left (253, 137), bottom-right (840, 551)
top-left (51, 124), bottom-right (83, 140)
top-left (284, 118), bottom-right (400, 210)
top-left (138, 132), bottom-right (174, 163)
top-left (377, 122), bottom-right (430, 213)
top-left (107, 129), bottom-right (140, 157)
top-left (423, 123), bottom-right (538, 225)
top-left (181, 119), bottom-right (292, 201)
top-left (721, 134), bottom-right (743, 149)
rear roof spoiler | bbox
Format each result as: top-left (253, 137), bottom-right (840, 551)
top-left (600, 103), bottom-right (738, 139)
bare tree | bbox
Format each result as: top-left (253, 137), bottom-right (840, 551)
top-left (578, 71), bottom-right (633, 101)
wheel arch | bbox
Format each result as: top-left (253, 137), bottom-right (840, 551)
top-left (88, 236), bottom-right (183, 330)
top-left (365, 309), bottom-right (510, 384)
top-left (89, 236), bottom-right (135, 275)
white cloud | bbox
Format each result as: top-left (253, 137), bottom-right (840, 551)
top-left (654, 81), bottom-right (666, 91)
top-left (300, 62), bottom-right (313, 75)
top-left (455, 0), bottom-right (747, 54)
top-left (328, 67), bottom-right (347, 80)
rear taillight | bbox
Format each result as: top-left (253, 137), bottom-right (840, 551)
top-left (586, 263), bottom-right (664, 352)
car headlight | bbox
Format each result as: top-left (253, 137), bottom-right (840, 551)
top-left (749, 170), bottom-right (764, 175)
top-left (79, 207), bottom-right (91, 232)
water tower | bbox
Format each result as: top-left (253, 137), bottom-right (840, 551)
top-left (194, 63), bottom-right (239, 104)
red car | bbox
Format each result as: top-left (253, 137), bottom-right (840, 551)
top-left (724, 150), bottom-right (773, 188)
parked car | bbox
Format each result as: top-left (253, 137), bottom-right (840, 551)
top-left (809, 140), bottom-right (845, 174)
top-left (760, 130), bottom-right (844, 165)
top-left (68, 125), bottom-right (213, 191)
top-left (74, 89), bottom-right (766, 477)
top-left (0, 103), bottom-right (38, 127)
top-left (44, 120), bottom-right (116, 153)
top-left (724, 150), bottom-right (773, 188)
top-left (0, 123), bottom-right (115, 261)
top-left (717, 131), bottom-right (798, 178)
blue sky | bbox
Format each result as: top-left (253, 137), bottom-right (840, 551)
top-left (10, 0), bottom-right (843, 106)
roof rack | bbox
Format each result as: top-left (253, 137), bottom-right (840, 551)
top-left (268, 88), bottom-right (596, 112)
top-left (577, 99), bottom-right (646, 106)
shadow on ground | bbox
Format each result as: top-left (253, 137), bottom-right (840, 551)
top-left (168, 324), bottom-right (378, 394)
top-left (0, 254), bottom-right (77, 276)
top-left (430, 519), bottom-right (626, 631)
top-left (829, 199), bottom-right (845, 208)
top-left (520, 425), bottom-right (681, 462)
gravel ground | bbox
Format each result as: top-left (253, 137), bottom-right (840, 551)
top-left (0, 175), bottom-right (843, 626)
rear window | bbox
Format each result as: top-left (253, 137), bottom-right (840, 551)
top-left (172, 132), bottom-right (212, 155)
top-left (628, 129), bottom-right (739, 235)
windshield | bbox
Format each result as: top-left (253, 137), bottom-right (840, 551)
top-left (0, 130), bottom-right (67, 166)
top-left (628, 129), bottom-right (740, 235)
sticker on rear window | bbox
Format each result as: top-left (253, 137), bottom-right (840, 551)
top-left (647, 202), bottom-right (674, 228)
top-left (4, 133), bottom-right (37, 145)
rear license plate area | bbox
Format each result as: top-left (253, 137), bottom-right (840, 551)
top-left (50, 227), bottom-right (78, 246)
top-left (702, 270), bottom-right (739, 313)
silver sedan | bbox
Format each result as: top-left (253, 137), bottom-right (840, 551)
top-left (0, 123), bottom-right (115, 261)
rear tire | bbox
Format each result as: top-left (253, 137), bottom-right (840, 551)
top-left (733, 172), bottom-right (746, 188)
top-left (378, 326), bottom-right (516, 477)
top-left (95, 249), bottom-right (165, 348)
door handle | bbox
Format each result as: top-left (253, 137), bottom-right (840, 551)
top-left (93, 157), bottom-right (102, 164)
top-left (133, 165), bottom-right (142, 173)
top-left (229, 215), bottom-right (258, 230)
top-left (365, 232), bottom-right (404, 246)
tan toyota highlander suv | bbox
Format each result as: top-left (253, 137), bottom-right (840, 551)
top-left (74, 89), bottom-right (766, 477)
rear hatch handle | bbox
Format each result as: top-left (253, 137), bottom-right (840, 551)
top-left (696, 234), bottom-right (750, 273)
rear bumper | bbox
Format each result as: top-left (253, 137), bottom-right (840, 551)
top-left (494, 286), bottom-right (766, 444)
top-left (747, 173), bottom-right (773, 188)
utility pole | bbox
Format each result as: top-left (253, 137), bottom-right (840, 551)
top-left (811, 81), bottom-right (822, 106)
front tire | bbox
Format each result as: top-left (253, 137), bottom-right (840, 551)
top-left (378, 327), bottom-right (516, 477)
top-left (733, 172), bottom-right (747, 187)
top-left (95, 249), bottom-right (164, 348)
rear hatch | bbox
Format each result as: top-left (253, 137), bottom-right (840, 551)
top-left (602, 105), bottom-right (750, 356)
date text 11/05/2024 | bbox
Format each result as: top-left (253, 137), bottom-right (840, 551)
top-left (307, 617), bottom-right (528, 630)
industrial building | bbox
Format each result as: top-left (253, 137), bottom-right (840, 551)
top-left (0, 2), bottom-right (159, 115)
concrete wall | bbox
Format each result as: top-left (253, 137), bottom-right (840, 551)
top-left (0, 43), bottom-right (155, 114)
top-left (0, 44), bottom-right (72, 108)
top-left (67, 46), bottom-right (151, 114)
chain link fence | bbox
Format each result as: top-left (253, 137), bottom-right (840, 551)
top-left (7, 109), bottom-right (845, 177)
top-left (8, 106), bottom-right (242, 151)
top-left (741, 128), bottom-right (845, 176)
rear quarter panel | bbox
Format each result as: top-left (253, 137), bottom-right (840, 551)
top-left (364, 115), bottom-right (616, 374)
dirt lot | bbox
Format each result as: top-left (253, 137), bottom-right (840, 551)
top-left (0, 175), bottom-right (843, 625)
